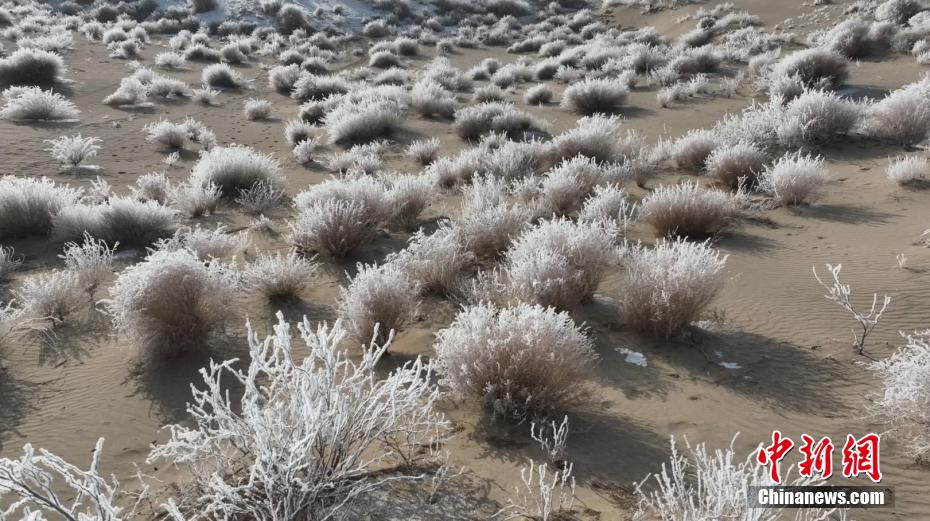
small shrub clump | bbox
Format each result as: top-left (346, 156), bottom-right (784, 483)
top-left (190, 145), bottom-right (284, 197)
top-left (338, 263), bottom-right (420, 346)
top-left (560, 77), bottom-right (629, 115)
top-left (759, 152), bottom-right (828, 205)
top-left (641, 182), bottom-right (738, 237)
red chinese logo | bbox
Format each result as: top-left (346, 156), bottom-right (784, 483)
top-left (756, 432), bottom-right (882, 484)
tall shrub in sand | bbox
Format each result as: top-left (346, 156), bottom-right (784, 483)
top-left (1, 87), bottom-right (79, 121)
top-left (434, 303), bottom-right (597, 420)
top-left (190, 145), bottom-right (284, 196)
top-left (758, 152), bottom-right (828, 205)
top-left (0, 176), bottom-right (81, 238)
top-left (641, 182), bottom-right (738, 237)
top-left (0, 48), bottom-right (67, 85)
top-left (338, 263), bottom-right (420, 346)
top-left (104, 248), bottom-right (239, 360)
top-left (559, 77), bottom-right (629, 115)
top-left (620, 238), bottom-right (728, 339)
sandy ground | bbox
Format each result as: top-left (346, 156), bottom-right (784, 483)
top-left (2, 0), bottom-right (930, 519)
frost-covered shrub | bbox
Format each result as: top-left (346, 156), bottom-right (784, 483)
top-left (474, 85), bottom-right (506, 103)
top-left (132, 172), bottom-right (170, 204)
top-left (641, 182), bottom-right (738, 237)
top-left (147, 75), bottom-right (192, 99)
top-left (44, 134), bottom-right (100, 168)
top-left (539, 156), bottom-right (604, 216)
top-left (143, 119), bottom-right (189, 149)
top-left (865, 76), bottom-right (930, 144)
top-left (155, 51), bottom-right (187, 69)
top-left (154, 225), bottom-right (249, 261)
top-left (410, 80), bottom-right (457, 118)
top-left (1, 86), bottom-right (79, 121)
top-left (560, 77), bottom-right (628, 115)
top-left (235, 180), bottom-right (284, 213)
top-left (621, 238), bottom-right (727, 338)
top-left (770, 49), bottom-right (848, 89)
top-left (339, 263), bottom-right (419, 345)
top-left (421, 57), bottom-right (472, 92)
top-left (0, 176), bottom-right (81, 238)
top-left (875, 0), bottom-right (924, 24)
top-left (268, 63), bottom-right (301, 93)
top-left (52, 197), bottom-right (177, 247)
top-left (579, 183), bottom-right (638, 228)
top-left (59, 233), bottom-right (115, 297)
top-left (887, 155), bottom-right (927, 185)
top-left (671, 130), bottom-right (716, 171)
top-left (102, 77), bottom-right (150, 107)
top-left (368, 50), bottom-right (400, 69)
top-left (0, 245), bottom-right (21, 280)
top-left (220, 42), bottom-right (247, 64)
top-left (290, 73), bottom-right (350, 102)
top-left (386, 224), bottom-right (473, 294)
top-left (284, 118), bottom-right (315, 147)
top-left (455, 176), bottom-right (532, 259)
top-left (290, 199), bottom-right (376, 256)
top-left (759, 152), bottom-right (828, 205)
top-left (16, 270), bottom-right (85, 325)
top-left (324, 96), bottom-right (405, 145)
top-left (524, 84), bottom-right (553, 105)
top-left (243, 98), bottom-right (273, 120)
top-left (406, 137), bottom-right (440, 165)
top-left (704, 142), bottom-right (767, 189)
top-left (185, 44), bottom-right (222, 62)
top-left (452, 102), bottom-right (547, 141)
top-left (202, 63), bottom-right (248, 88)
top-left (778, 89), bottom-right (862, 147)
top-left (0, 47), bottom-right (66, 85)
top-left (168, 180), bottom-right (222, 218)
top-left (292, 137), bottom-right (319, 165)
top-left (385, 172), bottom-right (433, 227)
top-left (504, 219), bottom-right (614, 309)
top-left (277, 3), bottom-right (308, 34)
top-left (551, 114), bottom-right (624, 163)
top-left (148, 312), bottom-right (446, 521)
top-left (868, 330), bottom-right (930, 459)
top-left (244, 250), bottom-right (316, 300)
top-left (105, 248), bottom-right (237, 359)
top-left (190, 145), bottom-right (284, 196)
top-left (435, 303), bottom-right (597, 419)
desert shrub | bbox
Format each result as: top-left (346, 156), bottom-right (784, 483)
top-left (770, 49), bottom-right (848, 89)
top-left (44, 134), bottom-right (101, 168)
top-left (0, 176), bottom-right (81, 238)
top-left (551, 114), bottom-right (625, 163)
top-left (410, 80), bottom-right (457, 118)
top-left (1, 86), bottom-right (79, 121)
top-left (147, 75), bottom-right (193, 99)
top-left (704, 142), bottom-right (767, 189)
top-left (474, 85), bottom-right (506, 103)
top-left (185, 44), bottom-right (222, 62)
top-left (268, 63), bottom-right (301, 93)
top-left (105, 248), bottom-right (237, 359)
top-left (292, 138), bottom-right (319, 164)
top-left (294, 173), bottom-right (391, 223)
top-left (132, 172), bottom-right (170, 204)
top-left (887, 155), bottom-right (927, 185)
top-left (190, 145), bottom-right (284, 197)
top-left (875, 0), bottom-right (924, 24)
top-left (386, 224), bottom-right (473, 294)
top-left (524, 84), bottom-right (553, 105)
top-left (778, 89), bottom-right (862, 147)
top-left (865, 76), bottom-right (930, 144)
top-left (59, 233), bottom-right (115, 297)
top-left (455, 176), bottom-right (532, 259)
top-left (148, 312), bottom-right (446, 521)
top-left (385, 172), bottom-right (433, 227)
top-left (671, 130), bottom-right (716, 171)
top-left (155, 51), bottom-right (187, 70)
top-left (244, 250), bottom-right (316, 300)
top-left (243, 98), bottom-right (272, 120)
top-left (641, 182), bottom-right (738, 237)
top-left (276, 4), bottom-right (308, 34)
top-left (539, 156), bottom-right (604, 216)
top-left (435, 302), bottom-right (597, 419)
top-left (363, 19), bottom-right (391, 37)
top-left (324, 96), bottom-right (405, 145)
top-left (868, 330), bottom-right (930, 459)
top-left (338, 263), bottom-right (419, 345)
top-left (579, 183), bottom-right (638, 229)
top-left (168, 180), bottom-right (222, 217)
top-left (560, 77), bottom-right (628, 115)
top-left (190, 0), bottom-right (218, 11)
top-left (621, 238), bottom-right (727, 339)
top-left (52, 197), bottom-right (177, 247)
top-left (143, 119), bottom-right (189, 150)
top-left (202, 63), bottom-right (248, 88)
top-left (405, 137), bottom-right (440, 165)
top-left (290, 199), bottom-right (376, 257)
top-left (452, 102), bottom-right (547, 141)
top-left (374, 67), bottom-right (408, 86)
top-left (368, 50), bottom-right (400, 69)
top-left (290, 73), bottom-right (350, 102)
top-left (421, 57), bottom-right (472, 92)
top-left (0, 47), bottom-right (66, 85)
top-left (284, 119), bottom-right (315, 147)
top-left (504, 218), bottom-right (615, 309)
top-left (220, 43), bottom-right (247, 64)
top-left (235, 180), bottom-right (284, 214)
top-left (0, 245), bottom-right (22, 279)
top-left (102, 77), bottom-right (150, 107)
top-left (154, 225), bottom-right (249, 261)
top-left (759, 152), bottom-right (828, 205)
top-left (16, 270), bottom-right (85, 325)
